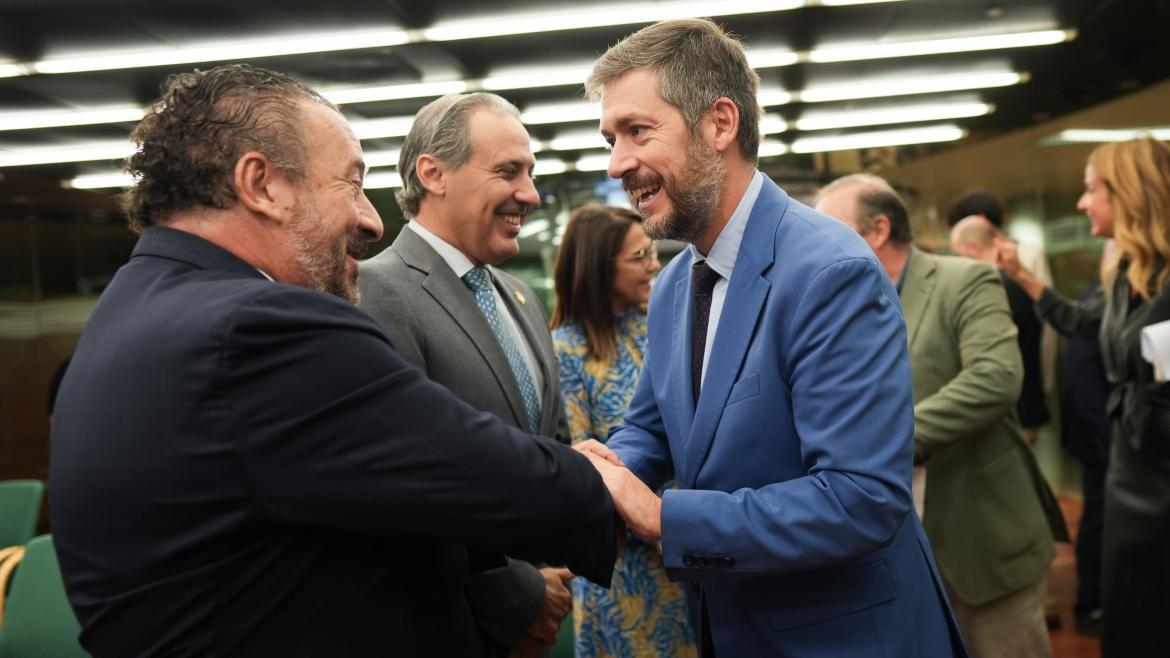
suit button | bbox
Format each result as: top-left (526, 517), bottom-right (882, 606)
top-left (683, 553), bottom-right (696, 567)
top-left (696, 556), bottom-right (709, 568)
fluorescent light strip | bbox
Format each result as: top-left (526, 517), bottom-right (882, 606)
top-left (809, 29), bottom-right (1074, 63)
top-left (0, 141), bottom-right (133, 167)
top-left (350, 117), bottom-right (417, 140)
top-left (31, 28), bottom-right (412, 75)
top-left (518, 218), bottom-right (551, 238)
top-left (795, 101), bottom-right (993, 131)
top-left (798, 71), bottom-right (1026, 103)
top-left (67, 172), bottom-right (135, 190)
top-left (791, 124), bottom-right (965, 153)
top-left (322, 80), bottom-right (470, 105)
top-left (0, 106), bottom-right (145, 131)
top-left (0, 20), bottom-right (1057, 130)
top-left (2, 0), bottom-right (909, 79)
top-left (1042, 127), bottom-right (1170, 144)
top-left (481, 64), bottom-right (595, 92)
top-left (363, 171), bottom-right (403, 189)
top-left (423, 1), bottom-right (808, 41)
top-left (522, 102), bottom-right (602, 125)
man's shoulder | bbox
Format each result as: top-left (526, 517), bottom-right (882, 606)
top-left (927, 252), bottom-right (1000, 288)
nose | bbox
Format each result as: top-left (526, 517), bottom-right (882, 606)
top-left (516, 172), bottom-right (540, 208)
top-left (607, 141), bottom-right (637, 181)
top-left (647, 254), bottom-right (662, 273)
top-left (358, 193), bottom-right (384, 241)
top-left (1075, 193), bottom-right (1089, 213)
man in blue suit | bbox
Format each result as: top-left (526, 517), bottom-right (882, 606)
top-left (574, 19), bottom-right (967, 657)
top-left (49, 64), bottom-right (617, 658)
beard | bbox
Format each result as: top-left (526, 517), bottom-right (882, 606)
top-left (625, 134), bottom-right (725, 244)
top-left (287, 198), bottom-right (365, 304)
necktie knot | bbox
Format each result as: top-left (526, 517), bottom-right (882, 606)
top-left (463, 266), bottom-right (493, 293)
top-left (693, 260), bottom-right (720, 295)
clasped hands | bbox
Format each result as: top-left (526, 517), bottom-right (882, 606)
top-left (573, 439), bottom-right (662, 542)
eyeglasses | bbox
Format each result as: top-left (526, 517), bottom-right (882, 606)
top-left (616, 245), bottom-right (659, 267)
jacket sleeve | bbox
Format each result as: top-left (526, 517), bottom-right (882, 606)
top-left (1037, 286), bottom-right (1104, 339)
top-left (914, 264), bottom-right (1023, 464)
top-left (223, 286), bottom-right (617, 587)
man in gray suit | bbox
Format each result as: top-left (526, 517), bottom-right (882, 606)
top-left (358, 93), bottom-right (570, 658)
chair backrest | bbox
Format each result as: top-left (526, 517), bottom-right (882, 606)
top-left (0, 482), bottom-right (44, 549)
top-left (0, 535), bottom-right (89, 658)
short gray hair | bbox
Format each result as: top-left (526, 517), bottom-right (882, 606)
top-left (585, 19), bottom-right (761, 162)
top-left (395, 92), bottom-right (522, 218)
top-left (816, 173), bottom-right (914, 245)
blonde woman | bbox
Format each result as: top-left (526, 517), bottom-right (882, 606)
top-left (997, 136), bottom-right (1170, 658)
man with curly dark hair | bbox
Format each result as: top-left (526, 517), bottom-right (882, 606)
top-left (49, 64), bottom-right (618, 658)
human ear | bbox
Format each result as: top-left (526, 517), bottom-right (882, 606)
top-left (416, 154), bottom-right (447, 196)
top-left (234, 151), bottom-right (298, 224)
top-left (706, 97), bottom-right (741, 154)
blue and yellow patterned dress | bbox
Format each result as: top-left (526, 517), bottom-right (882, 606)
top-left (553, 308), bottom-right (697, 658)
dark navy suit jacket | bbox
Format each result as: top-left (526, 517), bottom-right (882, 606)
top-left (607, 178), bottom-right (966, 657)
top-left (50, 226), bottom-right (616, 658)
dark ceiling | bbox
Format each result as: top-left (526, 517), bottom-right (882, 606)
top-left (0, 0), bottom-right (1167, 192)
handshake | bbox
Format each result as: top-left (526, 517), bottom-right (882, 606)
top-left (573, 440), bottom-right (662, 542)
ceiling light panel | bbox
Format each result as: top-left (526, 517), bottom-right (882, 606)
top-left (0, 141), bottom-right (132, 167)
top-left (798, 71), bottom-right (1026, 103)
top-left (809, 29), bottom-right (1074, 63)
top-left (791, 124), bottom-right (965, 153)
top-left (31, 28), bottom-right (412, 75)
top-left (795, 101), bottom-right (993, 131)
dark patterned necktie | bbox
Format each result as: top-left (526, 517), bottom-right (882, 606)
top-left (691, 260), bottom-right (721, 408)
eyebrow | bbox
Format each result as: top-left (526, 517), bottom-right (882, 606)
top-left (601, 113), bottom-right (647, 137)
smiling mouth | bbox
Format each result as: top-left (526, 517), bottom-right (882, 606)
top-left (629, 184), bottom-right (661, 204)
top-left (498, 213), bottom-right (524, 226)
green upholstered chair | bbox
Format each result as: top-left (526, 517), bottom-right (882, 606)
top-left (0, 535), bottom-right (88, 657)
top-left (550, 613), bottom-right (574, 658)
top-left (0, 481), bottom-right (44, 549)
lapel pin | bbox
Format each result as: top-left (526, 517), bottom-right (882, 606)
top-left (513, 290), bottom-right (527, 305)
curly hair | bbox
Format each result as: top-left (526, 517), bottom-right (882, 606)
top-left (121, 64), bottom-right (335, 232)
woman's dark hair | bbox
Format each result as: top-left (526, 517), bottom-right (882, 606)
top-left (551, 204), bottom-right (642, 361)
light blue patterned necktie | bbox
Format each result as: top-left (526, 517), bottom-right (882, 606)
top-left (462, 266), bottom-right (542, 433)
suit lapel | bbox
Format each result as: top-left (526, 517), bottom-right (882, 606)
top-left (680, 179), bottom-right (780, 484)
top-left (900, 247), bottom-right (936, 350)
top-left (671, 265), bottom-right (697, 436)
top-left (393, 230), bottom-right (529, 427)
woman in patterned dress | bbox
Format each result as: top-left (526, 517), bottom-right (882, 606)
top-left (551, 204), bottom-right (696, 658)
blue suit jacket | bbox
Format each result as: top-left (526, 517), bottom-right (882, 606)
top-left (50, 227), bottom-right (616, 658)
top-left (607, 178), bottom-right (966, 657)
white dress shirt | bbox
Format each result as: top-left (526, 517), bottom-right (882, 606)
top-left (691, 169), bottom-right (765, 389)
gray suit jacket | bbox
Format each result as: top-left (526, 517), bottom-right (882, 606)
top-left (358, 226), bottom-right (569, 651)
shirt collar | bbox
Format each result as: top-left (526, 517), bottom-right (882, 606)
top-left (895, 248), bottom-right (912, 294)
top-left (689, 169), bottom-right (764, 281)
top-left (407, 220), bottom-right (477, 279)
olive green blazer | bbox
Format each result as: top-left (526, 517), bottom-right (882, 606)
top-left (903, 247), bottom-right (1067, 605)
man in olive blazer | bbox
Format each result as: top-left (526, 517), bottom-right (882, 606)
top-left (816, 174), bottom-right (1067, 658)
top-left (358, 92), bottom-right (570, 658)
